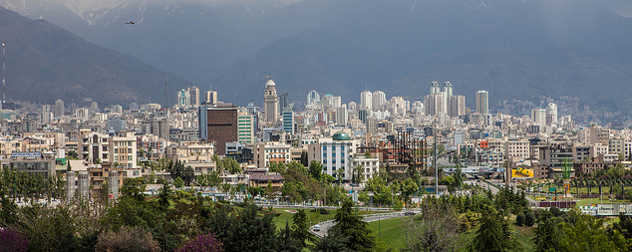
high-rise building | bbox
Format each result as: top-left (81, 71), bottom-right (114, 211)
top-left (546, 103), bottom-right (558, 125)
top-left (263, 77), bottom-right (278, 122)
top-left (442, 81), bottom-right (453, 97)
top-left (189, 86), bottom-right (200, 106)
top-left (430, 81), bottom-right (441, 94)
top-left (54, 99), bottom-right (64, 118)
top-left (348, 101), bottom-right (357, 112)
top-left (307, 90), bottom-right (320, 106)
top-left (335, 106), bottom-right (348, 126)
top-left (142, 117), bottom-right (170, 140)
top-left (177, 89), bottom-right (190, 107)
top-left (200, 106), bottom-right (238, 155)
top-left (360, 90), bottom-right (372, 110)
top-left (531, 108), bottom-right (547, 128)
top-left (424, 92), bottom-right (447, 116)
top-left (238, 111), bottom-right (255, 143)
top-left (476, 90), bottom-right (489, 114)
top-left (372, 90), bottom-right (386, 111)
top-left (205, 90), bottom-right (218, 105)
top-left (332, 96), bottom-right (342, 109)
top-left (278, 93), bottom-right (289, 112)
top-left (282, 107), bottom-right (294, 135)
top-left (449, 95), bottom-right (466, 117)
top-left (198, 106), bottom-right (208, 140)
top-left (90, 101), bottom-right (99, 114)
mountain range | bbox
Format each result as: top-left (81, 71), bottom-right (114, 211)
top-left (0, 6), bottom-right (189, 106)
top-left (1, 0), bottom-right (632, 114)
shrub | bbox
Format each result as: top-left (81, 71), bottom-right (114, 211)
top-left (176, 233), bottom-right (223, 252)
top-left (525, 212), bottom-right (536, 227)
top-left (516, 213), bottom-right (525, 227)
top-left (0, 228), bottom-right (28, 252)
top-left (95, 226), bottom-right (160, 252)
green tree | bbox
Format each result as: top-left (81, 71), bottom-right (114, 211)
top-left (525, 211), bottom-right (535, 227)
top-left (292, 209), bottom-right (309, 248)
top-left (454, 167), bottom-right (464, 189)
top-left (278, 221), bottom-right (301, 252)
top-left (401, 177), bottom-right (419, 203)
top-left (470, 208), bottom-right (508, 252)
top-left (174, 177), bottom-right (184, 189)
top-left (300, 151), bottom-right (309, 167)
top-left (313, 228), bottom-right (352, 252)
top-left (516, 212), bottom-right (525, 227)
top-left (533, 214), bottom-right (561, 252)
top-left (329, 200), bottom-right (374, 251)
top-left (223, 204), bottom-right (278, 252)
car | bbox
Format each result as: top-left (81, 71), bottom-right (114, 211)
top-left (404, 212), bottom-right (417, 216)
top-left (313, 225), bottom-right (320, 232)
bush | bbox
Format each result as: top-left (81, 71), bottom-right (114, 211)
top-left (516, 213), bottom-right (525, 226)
top-left (95, 226), bottom-right (160, 252)
top-left (0, 227), bottom-right (28, 252)
top-left (524, 212), bottom-right (535, 227)
top-left (311, 208), bottom-right (329, 215)
top-left (549, 207), bottom-right (562, 217)
top-left (176, 233), bottom-right (223, 252)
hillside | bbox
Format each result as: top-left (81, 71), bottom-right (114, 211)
top-left (0, 6), bottom-right (189, 106)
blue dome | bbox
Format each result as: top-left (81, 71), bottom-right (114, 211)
top-left (332, 131), bottom-right (351, 141)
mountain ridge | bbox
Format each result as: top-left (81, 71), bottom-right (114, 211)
top-left (0, 6), bottom-right (190, 106)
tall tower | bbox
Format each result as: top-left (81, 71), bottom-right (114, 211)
top-left (177, 89), bottom-right (190, 107)
top-left (264, 76), bottom-right (278, 122)
top-left (442, 81), bottom-right (453, 97)
top-left (546, 103), bottom-right (558, 125)
top-left (307, 90), bottom-right (320, 106)
top-left (476, 90), bottom-right (489, 114)
top-left (54, 99), bottom-right (65, 118)
top-left (360, 90), bottom-right (372, 110)
top-left (372, 90), bottom-right (386, 111)
top-left (189, 86), bottom-right (200, 106)
top-left (430, 81), bottom-right (440, 95)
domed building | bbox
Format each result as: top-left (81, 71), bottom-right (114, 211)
top-left (318, 131), bottom-right (354, 181)
top-left (332, 131), bottom-right (351, 141)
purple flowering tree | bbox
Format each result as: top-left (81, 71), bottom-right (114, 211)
top-left (176, 233), bottom-right (224, 252)
top-left (0, 228), bottom-right (29, 252)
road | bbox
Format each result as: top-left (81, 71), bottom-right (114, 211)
top-left (310, 212), bottom-right (407, 238)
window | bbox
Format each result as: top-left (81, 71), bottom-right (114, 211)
top-left (332, 146), bottom-right (336, 151)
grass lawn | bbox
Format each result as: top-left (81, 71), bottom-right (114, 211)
top-left (361, 215), bottom-right (537, 251)
top-left (273, 208), bottom-right (337, 230)
top-left (367, 217), bottom-right (406, 250)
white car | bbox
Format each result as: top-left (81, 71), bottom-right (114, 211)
top-left (313, 225), bottom-right (320, 232)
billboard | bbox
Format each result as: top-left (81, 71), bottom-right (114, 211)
top-left (596, 204), bottom-right (632, 216)
top-left (511, 167), bottom-right (534, 178)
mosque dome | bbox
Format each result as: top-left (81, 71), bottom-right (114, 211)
top-left (332, 131), bottom-right (351, 141)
